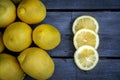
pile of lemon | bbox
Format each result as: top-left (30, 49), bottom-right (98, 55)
top-left (0, 0), bottom-right (61, 80)
top-left (72, 15), bottom-right (100, 71)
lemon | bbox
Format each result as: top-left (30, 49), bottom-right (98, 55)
top-left (72, 15), bottom-right (99, 34)
top-left (18, 47), bottom-right (54, 80)
top-left (3, 22), bottom-right (32, 52)
top-left (17, 0), bottom-right (46, 24)
top-left (73, 29), bottom-right (99, 49)
top-left (0, 53), bottom-right (25, 80)
top-left (0, 0), bottom-right (16, 28)
top-left (0, 32), bottom-right (5, 53)
top-left (33, 24), bottom-right (61, 50)
top-left (74, 45), bottom-right (99, 71)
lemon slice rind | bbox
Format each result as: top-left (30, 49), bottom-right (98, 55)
top-left (72, 15), bottom-right (99, 34)
top-left (74, 45), bottom-right (99, 71)
top-left (73, 29), bottom-right (99, 49)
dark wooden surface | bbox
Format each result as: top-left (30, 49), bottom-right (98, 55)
top-left (24, 0), bottom-right (120, 80)
top-left (42, 0), bottom-right (120, 9)
top-left (43, 0), bottom-right (120, 79)
top-left (44, 12), bottom-right (120, 58)
top-left (1, 0), bottom-right (120, 80)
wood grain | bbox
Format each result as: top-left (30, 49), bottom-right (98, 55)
top-left (42, 0), bottom-right (120, 10)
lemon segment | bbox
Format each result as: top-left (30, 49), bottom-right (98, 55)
top-left (72, 15), bottom-right (99, 34)
top-left (74, 45), bottom-right (99, 71)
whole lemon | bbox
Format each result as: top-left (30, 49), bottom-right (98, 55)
top-left (18, 47), bottom-right (54, 80)
top-left (17, 0), bottom-right (46, 24)
top-left (33, 24), bottom-right (61, 50)
top-left (3, 22), bottom-right (32, 52)
top-left (0, 53), bottom-right (25, 80)
top-left (0, 0), bottom-right (16, 28)
top-left (0, 32), bottom-right (5, 53)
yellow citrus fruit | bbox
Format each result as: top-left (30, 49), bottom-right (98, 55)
top-left (72, 15), bottom-right (99, 34)
top-left (0, 0), bottom-right (16, 28)
top-left (33, 24), bottom-right (61, 50)
top-left (3, 22), bottom-right (32, 52)
top-left (73, 29), bottom-right (99, 49)
top-left (0, 32), bottom-right (5, 53)
top-left (0, 53), bottom-right (25, 80)
top-left (18, 47), bottom-right (54, 80)
top-left (74, 45), bottom-right (99, 71)
top-left (17, 0), bottom-right (46, 24)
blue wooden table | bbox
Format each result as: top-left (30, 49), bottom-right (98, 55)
top-left (15, 0), bottom-right (120, 80)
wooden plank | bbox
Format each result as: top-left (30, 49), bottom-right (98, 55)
top-left (24, 59), bottom-right (120, 80)
top-left (33, 12), bottom-right (120, 57)
top-left (42, 0), bottom-right (120, 10)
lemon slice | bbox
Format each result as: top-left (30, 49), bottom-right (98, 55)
top-left (73, 29), bottom-right (99, 49)
top-left (74, 45), bottom-right (99, 71)
top-left (72, 15), bottom-right (99, 34)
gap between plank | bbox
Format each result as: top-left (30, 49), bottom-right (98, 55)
top-left (47, 9), bottom-right (120, 12)
top-left (52, 56), bottom-right (120, 59)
